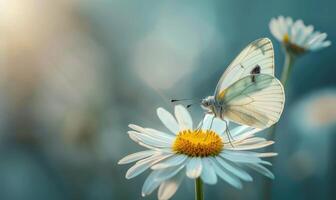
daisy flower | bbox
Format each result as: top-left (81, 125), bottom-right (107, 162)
top-left (118, 105), bottom-right (276, 200)
top-left (269, 16), bottom-right (331, 54)
top-left (291, 89), bottom-right (336, 135)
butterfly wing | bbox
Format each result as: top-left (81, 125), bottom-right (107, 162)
top-left (215, 38), bottom-right (274, 101)
top-left (220, 74), bottom-right (285, 129)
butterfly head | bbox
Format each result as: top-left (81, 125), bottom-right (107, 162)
top-left (201, 96), bottom-right (216, 113)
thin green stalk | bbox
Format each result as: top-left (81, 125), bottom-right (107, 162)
top-left (263, 50), bottom-right (296, 200)
top-left (269, 50), bottom-right (295, 140)
top-left (280, 51), bottom-right (296, 87)
top-left (195, 178), bottom-right (204, 200)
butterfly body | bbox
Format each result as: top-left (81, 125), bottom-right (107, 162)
top-left (201, 38), bottom-right (285, 129)
top-left (201, 96), bottom-right (224, 118)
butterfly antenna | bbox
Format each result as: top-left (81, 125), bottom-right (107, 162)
top-left (171, 98), bottom-right (194, 103)
top-left (186, 104), bottom-right (193, 108)
top-left (171, 98), bottom-right (199, 110)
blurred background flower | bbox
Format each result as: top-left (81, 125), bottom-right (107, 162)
top-left (269, 15), bottom-right (331, 88)
top-left (291, 89), bottom-right (336, 134)
top-left (266, 14), bottom-right (332, 200)
top-left (270, 16), bottom-right (331, 54)
top-left (0, 0), bottom-right (335, 200)
top-left (273, 89), bottom-right (336, 200)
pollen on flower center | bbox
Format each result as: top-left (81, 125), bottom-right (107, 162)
top-left (172, 129), bottom-right (223, 157)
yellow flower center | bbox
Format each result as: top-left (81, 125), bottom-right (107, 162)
top-left (283, 34), bottom-right (306, 54)
top-left (172, 129), bottom-right (223, 157)
top-left (283, 34), bottom-right (290, 43)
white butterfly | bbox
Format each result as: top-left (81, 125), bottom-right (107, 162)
top-left (201, 38), bottom-right (285, 129)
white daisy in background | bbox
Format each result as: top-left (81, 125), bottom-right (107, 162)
top-left (118, 105), bottom-right (276, 200)
top-left (269, 16), bottom-right (331, 54)
top-left (287, 89), bottom-right (336, 181)
top-left (291, 89), bottom-right (336, 135)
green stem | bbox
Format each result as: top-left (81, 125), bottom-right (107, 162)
top-left (195, 178), bottom-right (204, 200)
top-left (280, 51), bottom-right (295, 87)
top-left (263, 50), bottom-right (295, 200)
top-left (269, 50), bottom-right (295, 139)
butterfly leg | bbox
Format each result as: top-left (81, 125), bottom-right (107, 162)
top-left (225, 120), bottom-right (235, 142)
top-left (209, 115), bottom-right (215, 130)
top-left (203, 115), bottom-right (215, 141)
top-left (223, 120), bottom-right (235, 148)
top-left (197, 113), bottom-right (206, 130)
top-left (220, 106), bottom-right (235, 147)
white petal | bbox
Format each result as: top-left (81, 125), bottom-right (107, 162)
top-left (145, 128), bottom-right (175, 141)
top-left (314, 32), bottom-right (328, 43)
top-left (151, 155), bottom-right (188, 170)
top-left (174, 105), bottom-right (193, 130)
top-left (291, 20), bottom-right (304, 44)
top-left (154, 165), bottom-right (185, 182)
top-left (118, 150), bottom-right (156, 164)
top-left (229, 125), bottom-right (252, 138)
top-left (220, 151), bottom-right (262, 163)
top-left (235, 128), bottom-right (260, 140)
top-left (186, 158), bottom-right (203, 178)
top-left (142, 171), bottom-right (162, 196)
top-left (136, 140), bottom-right (163, 150)
top-left (234, 137), bottom-right (266, 146)
top-left (256, 152), bottom-right (278, 157)
top-left (304, 31), bottom-right (321, 47)
top-left (275, 16), bottom-right (285, 36)
top-left (201, 114), bottom-right (215, 130)
top-left (128, 131), bottom-right (171, 148)
top-left (246, 163), bottom-right (274, 179)
top-left (269, 18), bottom-right (283, 41)
top-left (226, 141), bottom-right (274, 150)
top-left (216, 157), bottom-right (252, 181)
top-left (128, 134), bottom-right (166, 151)
top-left (285, 16), bottom-right (293, 35)
top-left (310, 40), bottom-right (331, 51)
top-left (222, 126), bottom-right (259, 143)
top-left (322, 41), bottom-right (332, 47)
top-left (210, 158), bottom-right (242, 189)
top-left (128, 124), bottom-right (146, 133)
top-left (260, 160), bottom-right (272, 166)
top-left (158, 171), bottom-right (184, 200)
top-left (294, 26), bottom-right (305, 45)
top-left (211, 118), bottom-right (228, 135)
top-left (300, 25), bottom-right (314, 45)
top-left (223, 150), bottom-right (278, 158)
top-left (222, 151), bottom-right (272, 166)
top-left (157, 107), bottom-right (179, 134)
top-left (306, 32), bottom-right (327, 46)
top-left (128, 131), bottom-right (141, 143)
top-left (129, 125), bottom-right (175, 142)
top-left (126, 154), bottom-right (170, 179)
top-left (278, 16), bottom-right (289, 37)
top-left (200, 158), bottom-right (217, 185)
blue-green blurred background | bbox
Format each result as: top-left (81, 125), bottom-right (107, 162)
top-left (0, 0), bottom-right (335, 200)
